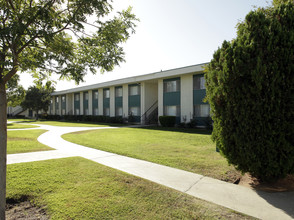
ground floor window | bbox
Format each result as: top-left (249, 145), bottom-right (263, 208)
top-left (164, 105), bottom-right (180, 116)
top-left (93, 108), bottom-right (98, 116)
top-left (62, 109), bottom-right (66, 115)
top-left (75, 108), bottom-right (80, 115)
top-left (84, 108), bottom-right (89, 115)
top-left (194, 104), bottom-right (210, 117)
top-left (116, 107), bottom-right (123, 116)
top-left (104, 107), bottom-right (110, 116)
top-left (129, 106), bottom-right (140, 116)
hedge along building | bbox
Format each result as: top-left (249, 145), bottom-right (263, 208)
top-left (50, 63), bottom-right (210, 125)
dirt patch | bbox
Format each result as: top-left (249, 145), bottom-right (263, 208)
top-left (221, 170), bottom-right (242, 183)
top-left (238, 173), bottom-right (294, 192)
top-left (6, 200), bottom-right (48, 220)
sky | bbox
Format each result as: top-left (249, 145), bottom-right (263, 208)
top-left (20, 0), bottom-right (270, 91)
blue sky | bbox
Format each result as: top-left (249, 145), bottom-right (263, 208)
top-left (20, 0), bottom-right (270, 90)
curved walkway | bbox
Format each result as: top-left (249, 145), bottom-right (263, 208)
top-left (7, 124), bottom-right (294, 220)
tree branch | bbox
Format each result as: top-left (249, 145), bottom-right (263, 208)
top-left (6, 0), bottom-right (15, 11)
top-left (2, 67), bottom-right (17, 84)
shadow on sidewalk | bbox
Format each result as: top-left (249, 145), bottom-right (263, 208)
top-left (256, 190), bottom-right (294, 218)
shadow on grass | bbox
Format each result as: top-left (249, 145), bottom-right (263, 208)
top-left (21, 119), bottom-right (125, 127)
top-left (135, 125), bottom-right (212, 135)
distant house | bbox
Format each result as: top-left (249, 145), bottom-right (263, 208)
top-left (49, 63), bottom-right (210, 125)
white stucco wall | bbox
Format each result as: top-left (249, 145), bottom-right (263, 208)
top-left (80, 92), bottom-right (84, 115)
top-left (66, 93), bottom-right (73, 115)
top-left (180, 74), bottom-right (194, 123)
top-left (88, 90), bottom-right (93, 115)
top-left (52, 96), bottom-right (56, 115)
top-left (98, 88), bottom-right (103, 115)
top-left (110, 86), bottom-right (115, 117)
top-left (144, 82), bottom-right (158, 113)
top-left (122, 84), bottom-right (128, 118)
top-left (158, 79), bottom-right (163, 117)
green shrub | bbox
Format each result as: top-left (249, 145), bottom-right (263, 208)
top-left (205, 2), bottom-right (294, 181)
top-left (159, 116), bottom-right (176, 127)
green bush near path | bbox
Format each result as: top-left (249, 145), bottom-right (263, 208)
top-left (7, 130), bottom-right (53, 154)
top-left (63, 127), bottom-right (240, 181)
top-left (7, 157), bottom-right (251, 219)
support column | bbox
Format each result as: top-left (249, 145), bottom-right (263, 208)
top-left (181, 74), bottom-right (193, 122)
top-left (89, 90), bottom-right (93, 115)
top-left (110, 87), bottom-right (115, 117)
top-left (98, 88), bottom-right (103, 115)
top-left (122, 84), bottom-right (128, 118)
top-left (80, 92), bottom-right (83, 115)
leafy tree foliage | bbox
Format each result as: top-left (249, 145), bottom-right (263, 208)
top-left (6, 74), bottom-right (25, 107)
top-left (21, 81), bottom-right (54, 119)
top-left (205, 2), bottom-right (294, 181)
top-left (0, 0), bottom-right (138, 217)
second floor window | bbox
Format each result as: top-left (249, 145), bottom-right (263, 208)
top-left (193, 75), bottom-right (206, 90)
top-left (164, 79), bottom-right (180, 93)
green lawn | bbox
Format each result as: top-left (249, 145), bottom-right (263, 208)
top-left (7, 157), bottom-right (252, 219)
top-left (7, 119), bottom-right (34, 122)
top-left (7, 129), bottom-right (53, 154)
top-left (7, 123), bottom-right (39, 129)
top-left (62, 127), bottom-right (240, 182)
top-left (24, 120), bottom-right (117, 127)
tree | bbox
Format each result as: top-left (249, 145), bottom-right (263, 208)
top-left (6, 74), bottom-right (25, 108)
top-left (21, 82), bottom-right (54, 119)
top-left (205, 2), bottom-right (294, 181)
top-left (0, 1), bottom-right (138, 218)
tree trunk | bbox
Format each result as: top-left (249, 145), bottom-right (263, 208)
top-left (0, 81), bottom-right (7, 219)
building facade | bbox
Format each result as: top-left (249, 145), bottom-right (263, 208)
top-left (50, 63), bottom-right (210, 125)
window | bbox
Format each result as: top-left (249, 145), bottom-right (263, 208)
top-left (84, 108), bottom-right (89, 115)
top-left (62, 109), bottom-right (66, 115)
top-left (75, 93), bottom-right (80, 101)
top-left (164, 105), bottom-right (180, 116)
top-left (129, 85), bottom-right (140, 96)
top-left (193, 75), bottom-right (206, 90)
top-left (93, 91), bottom-right (98, 100)
top-left (103, 89), bottom-right (110, 98)
top-left (104, 107), bottom-right (110, 116)
top-left (115, 87), bottom-right (123, 97)
top-left (61, 96), bottom-right (66, 102)
top-left (93, 108), bottom-right (98, 116)
top-left (164, 79), bottom-right (180, 93)
top-left (75, 108), bottom-right (80, 115)
top-left (194, 104), bottom-right (210, 117)
top-left (84, 92), bottom-right (89, 100)
top-left (129, 107), bottom-right (140, 116)
top-left (55, 96), bottom-right (59, 103)
top-left (116, 107), bottom-right (123, 116)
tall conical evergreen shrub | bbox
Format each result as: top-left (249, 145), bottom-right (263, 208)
top-left (205, 2), bottom-right (294, 181)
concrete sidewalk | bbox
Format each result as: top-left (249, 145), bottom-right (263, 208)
top-left (7, 124), bottom-right (294, 220)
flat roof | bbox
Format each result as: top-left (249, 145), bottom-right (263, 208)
top-left (52, 62), bottom-right (208, 95)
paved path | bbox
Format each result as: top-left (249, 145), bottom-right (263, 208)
top-left (7, 124), bottom-right (294, 220)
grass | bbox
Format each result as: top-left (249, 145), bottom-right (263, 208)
top-left (7, 123), bottom-right (39, 129)
top-left (7, 129), bottom-right (53, 154)
top-left (23, 120), bottom-right (119, 127)
top-left (63, 127), bottom-right (239, 181)
top-left (7, 157), bottom-right (252, 219)
top-left (7, 118), bottom-right (34, 122)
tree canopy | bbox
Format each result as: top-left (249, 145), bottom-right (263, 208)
top-left (21, 81), bottom-right (55, 119)
top-left (0, 0), bottom-right (138, 85)
top-left (0, 1), bottom-right (138, 218)
top-left (205, 1), bottom-right (294, 181)
top-left (6, 74), bottom-right (25, 107)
